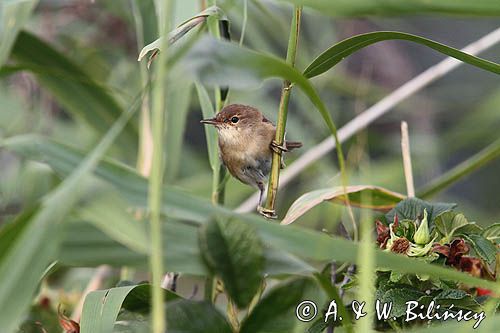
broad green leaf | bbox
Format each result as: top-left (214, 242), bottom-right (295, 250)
top-left (199, 218), bottom-right (264, 308)
top-left (121, 283), bottom-right (180, 313)
top-left (195, 82), bottom-right (219, 172)
top-left (385, 197), bottom-right (456, 224)
top-left (462, 234), bottom-right (497, 265)
top-left (282, 185), bottom-right (405, 225)
top-left (5, 31), bottom-right (138, 147)
top-left (454, 222), bottom-right (483, 236)
top-left (80, 284), bottom-right (180, 333)
top-left (304, 31), bottom-right (500, 79)
top-left (0, 0), bottom-right (37, 66)
top-left (0, 87), bottom-right (139, 332)
top-left (418, 138), bottom-right (500, 198)
top-left (380, 287), bottom-right (425, 318)
top-left (4, 136), bottom-right (500, 293)
top-left (166, 300), bottom-right (232, 333)
top-left (434, 212), bottom-right (469, 242)
top-left (482, 223), bottom-right (500, 243)
top-left (314, 273), bottom-right (354, 333)
top-left (408, 313), bottom-right (493, 332)
top-left (277, 0), bottom-right (500, 17)
top-left (433, 289), bottom-right (480, 311)
top-left (240, 278), bottom-right (315, 333)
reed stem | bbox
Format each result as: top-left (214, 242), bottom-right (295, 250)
top-left (263, 6), bottom-right (302, 218)
top-left (149, 1), bottom-right (172, 332)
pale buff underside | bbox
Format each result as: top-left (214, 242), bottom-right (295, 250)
top-left (216, 122), bottom-right (275, 188)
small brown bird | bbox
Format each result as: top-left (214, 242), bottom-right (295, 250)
top-left (201, 104), bottom-right (302, 211)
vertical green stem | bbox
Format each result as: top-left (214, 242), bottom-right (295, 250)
top-left (207, 0), bottom-right (227, 206)
top-left (264, 6), bottom-right (302, 216)
top-left (149, 1), bottom-right (172, 332)
top-left (355, 188), bottom-right (374, 332)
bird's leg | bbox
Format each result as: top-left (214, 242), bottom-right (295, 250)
top-left (256, 181), bottom-right (277, 219)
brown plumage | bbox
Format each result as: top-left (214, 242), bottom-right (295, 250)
top-left (201, 104), bottom-right (302, 208)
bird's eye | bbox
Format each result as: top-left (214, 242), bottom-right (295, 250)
top-left (231, 116), bottom-right (239, 123)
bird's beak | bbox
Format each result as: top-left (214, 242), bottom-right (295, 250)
top-left (200, 118), bottom-right (218, 125)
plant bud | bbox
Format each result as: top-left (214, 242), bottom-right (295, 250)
top-left (414, 208), bottom-right (430, 245)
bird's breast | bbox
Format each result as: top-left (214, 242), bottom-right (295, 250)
top-left (217, 127), bottom-right (273, 185)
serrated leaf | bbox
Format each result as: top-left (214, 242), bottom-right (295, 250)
top-left (381, 287), bottom-right (425, 318)
top-left (166, 300), bottom-right (232, 333)
top-left (482, 223), bottom-right (500, 243)
top-left (303, 31), bottom-right (500, 79)
top-left (434, 212), bottom-right (469, 241)
top-left (433, 289), bottom-right (480, 311)
top-left (454, 222), bottom-right (483, 236)
top-left (199, 218), bottom-right (264, 308)
top-left (240, 278), bottom-right (315, 333)
top-left (282, 185), bottom-right (405, 225)
top-left (386, 198), bottom-right (456, 225)
top-left (463, 234), bottom-right (497, 265)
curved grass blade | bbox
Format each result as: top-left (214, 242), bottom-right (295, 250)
top-left (418, 137), bottom-right (500, 198)
top-left (277, 0), bottom-right (500, 17)
top-left (282, 185), bottom-right (405, 225)
top-left (0, 0), bottom-right (37, 66)
top-left (0, 87), bottom-right (141, 333)
top-left (195, 82), bottom-right (219, 173)
top-left (60, 220), bottom-right (314, 276)
top-left (138, 5), bottom-right (228, 64)
top-left (304, 31), bottom-right (500, 79)
top-left (80, 284), bottom-right (180, 333)
top-left (6, 31), bottom-right (138, 147)
top-left (4, 135), bottom-right (499, 293)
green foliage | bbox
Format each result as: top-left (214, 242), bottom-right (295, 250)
top-left (303, 31), bottom-right (500, 79)
top-left (0, 83), bottom-right (140, 332)
top-left (8, 31), bottom-right (139, 148)
top-left (240, 278), bottom-right (315, 333)
top-left (81, 283), bottom-right (180, 333)
top-left (166, 300), bottom-right (232, 333)
top-left (277, 0), bottom-right (500, 16)
top-left (0, 0), bottom-right (37, 66)
top-left (282, 185), bottom-right (405, 225)
top-left (1, 1), bottom-right (500, 332)
top-left (385, 197), bottom-right (456, 223)
top-left (199, 218), bottom-right (265, 308)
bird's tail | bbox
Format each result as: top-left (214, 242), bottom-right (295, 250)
top-left (285, 141), bottom-right (302, 151)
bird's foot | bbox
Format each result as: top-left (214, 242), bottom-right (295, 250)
top-left (270, 140), bottom-right (289, 154)
top-left (257, 205), bottom-right (277, 219)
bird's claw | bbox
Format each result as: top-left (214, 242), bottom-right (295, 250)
top-left (270, 140), bottom-right (289, 154)
top-left (257, 205), bottom-right (277, 219)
